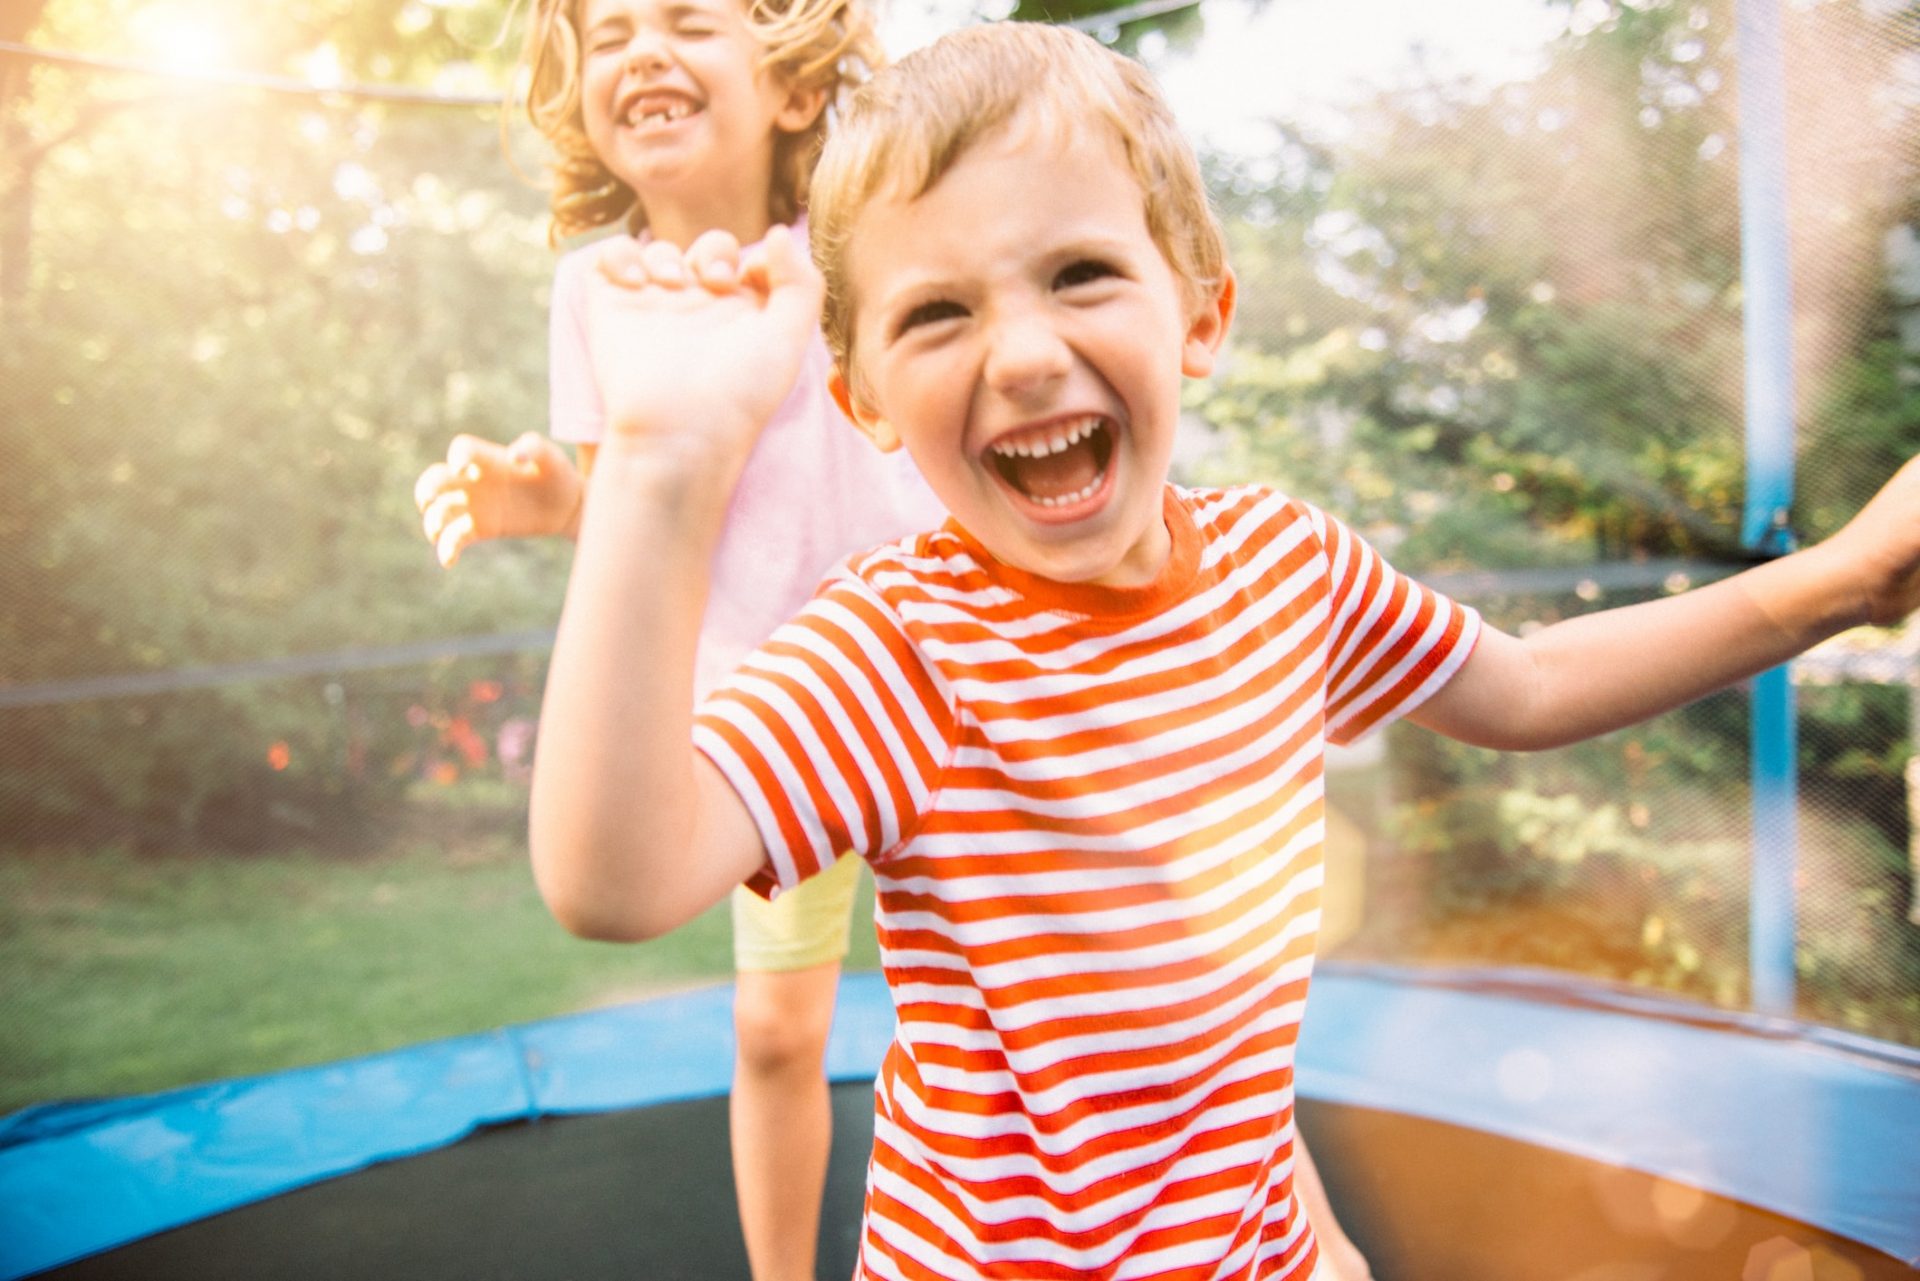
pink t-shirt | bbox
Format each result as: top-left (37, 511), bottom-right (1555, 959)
top-left (548, 225), bottom-right (945, 698)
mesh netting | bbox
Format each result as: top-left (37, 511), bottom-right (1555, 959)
top-left (1164, 0), bottom-right (1919, 1044)
top-left (1, 0), bottom-right (1915, 1108)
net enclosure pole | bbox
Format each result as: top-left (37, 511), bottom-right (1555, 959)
top-left (1735, 0), bottom-right (1798, 1018)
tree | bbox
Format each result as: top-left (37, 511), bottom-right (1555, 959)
top-left (1182, 0), bottom-right (1919, 1039)
top-left (1, 0), bottom-right (565, 846)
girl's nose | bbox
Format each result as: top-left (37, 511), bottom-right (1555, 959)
top-left (983, 310), bottom-right (1071, 403)
top-left (623, 29), bottom-right (671, 74)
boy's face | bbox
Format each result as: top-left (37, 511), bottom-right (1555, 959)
top-left (577, 0), bottom-right (819, 221)
top-left (831, 116), bottom-right (1231, 590)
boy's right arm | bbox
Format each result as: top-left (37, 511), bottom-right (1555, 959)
top-left (528, 228), bottom-right (821, 941)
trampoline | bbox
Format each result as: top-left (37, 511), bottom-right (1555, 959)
top-left (5, 965), bottom-right (1916, 1280)
top-left (6, 0), bottom-right (1918, 1273)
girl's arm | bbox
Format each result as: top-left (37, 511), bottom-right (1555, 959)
top-left (415, 433), bottom-right (588, 566)
top-left (1412, 455), bottom-right (1920, 751)
top-left (529, 228), bottom-right (821, 940)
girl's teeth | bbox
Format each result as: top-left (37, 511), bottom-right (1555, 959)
top-left (633, 103), bottom-right (692, 126)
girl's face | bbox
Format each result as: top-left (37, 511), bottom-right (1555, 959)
top-left (577, 0), bottom-right (822, 243)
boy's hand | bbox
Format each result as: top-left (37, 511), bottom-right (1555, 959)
top-left (413, 432), bottom-right (585, 567)
top-left (585, 225), bottom-right (822, 471)
top-left (1822, 453), bottom-right (1920, 627)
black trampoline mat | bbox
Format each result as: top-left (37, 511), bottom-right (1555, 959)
top-left (1296, 1099), bottom-right (1919, 1281)
top-left (44, 1084), bottom-right (876, 1281)
top-left (40, 1087), bottom-right (1918, 1280)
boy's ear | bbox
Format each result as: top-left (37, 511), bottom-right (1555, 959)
top-left (1180, 267), bottom-right (1237, 379)
top-left (829, 367), bottom-right (902, 452)
top-left (775, 81), bottom-right (831, 135)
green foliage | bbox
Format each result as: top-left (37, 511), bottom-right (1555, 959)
top-left (2, 0), bottom-right (1913, 1051)
top-left (1, 0), bottom-right (569, 847)
top-left (1187, 0), bottom-right (1771, 566)
top-left (1189, 0), bottom-right (1920, 1046)
top-left (1351, 715), bottom-right (1920, 1041)
top-left (1801, 337), bottom-right (1920, 539)
top-left (1183, 0), bottom-right (1918, 1040)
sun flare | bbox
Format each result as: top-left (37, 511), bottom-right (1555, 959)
top-left (130, 9), bottom-right (231, 75)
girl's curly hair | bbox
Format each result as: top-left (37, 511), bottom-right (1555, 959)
top-left (516, 0), bottom-right (882, 244)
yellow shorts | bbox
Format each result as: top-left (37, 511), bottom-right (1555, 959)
top-left (731, 850), bottom-right (863, 973)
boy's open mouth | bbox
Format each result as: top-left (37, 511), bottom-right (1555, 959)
top-left (986, 415), bottom-right (1115, 509)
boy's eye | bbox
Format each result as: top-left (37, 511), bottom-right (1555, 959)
top-left (896, 300), bottom-right (965, 336)
top-left (1055, 259), bottom-right (1117, 289)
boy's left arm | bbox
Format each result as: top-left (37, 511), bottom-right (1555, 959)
top-left (1411, 456), bottom-right (1920, 750)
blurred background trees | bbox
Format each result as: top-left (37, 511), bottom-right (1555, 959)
top-left (1171, 0), bottom-right (1918, 1036)
top-left (2, 0), bottom-right (564, 844)
top-left (1, 0), bottom-right (1915, 1043)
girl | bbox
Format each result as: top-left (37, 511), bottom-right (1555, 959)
top-left (413, 1), bottom-right (940, 1278)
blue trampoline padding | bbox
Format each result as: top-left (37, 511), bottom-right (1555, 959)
top-left (1296, 969), bottom-right (1920, 1266)
top-left (0, 977), bottom-right (892, 1280)
top-left (4, 967), bottom-right (1917, 1278)
top-left (518, 976), bottom-right (893, 1114)
top-left (0, 1026), bottom-right (538, 1279)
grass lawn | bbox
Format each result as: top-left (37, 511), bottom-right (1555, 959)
top-left (11, 789), bottom-right (1912, 1118)
top-left (0, 811), bottom-right (881, 1115)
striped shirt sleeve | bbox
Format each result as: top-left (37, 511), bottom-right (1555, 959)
top-left (692, 573), bottom-right (955, 898)
top-left (1309, 503), bottom-right (1481, 744)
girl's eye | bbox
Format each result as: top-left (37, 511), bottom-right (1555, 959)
top-left (1055, 259), bottom-right (1117, 289)
top-left (897, 300), bottom-right (965, 336)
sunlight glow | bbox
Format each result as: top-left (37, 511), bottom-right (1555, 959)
top-left (129, 9), bottom-right (231, 75)
top-left (883, 0), bottom-right (1571, 156)
top-left (303, 44), bottom-right (346, 90)
top-left (1156, 0), bottom-right (1570, 151)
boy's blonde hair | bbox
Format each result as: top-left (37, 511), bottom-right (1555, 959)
top-left (810, 22), bottom-right (1227, 383)
top-left (518, 0), bottom-right (882, 244)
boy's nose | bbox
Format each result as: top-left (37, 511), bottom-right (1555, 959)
top-left (983, 311), bottom-right (1071, 403)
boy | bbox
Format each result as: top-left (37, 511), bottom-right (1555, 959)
top-left (531, 22), bottom-right (1920, 1280)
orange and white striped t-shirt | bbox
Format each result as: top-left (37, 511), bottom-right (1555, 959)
top-left (694, 485), bottom-right (1480, 1280)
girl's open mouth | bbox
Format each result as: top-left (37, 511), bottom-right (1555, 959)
top-left (986, 415), bottom-right (1116, 513)
top-left (624, 92), bottom-right (702, 133)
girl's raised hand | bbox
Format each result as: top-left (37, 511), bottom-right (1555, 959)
top-left (584, 224), bottom-right (824, 472)
top-left (413, 432), bottom-right (585, 566)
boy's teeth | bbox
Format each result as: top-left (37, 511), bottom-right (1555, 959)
top-left (1032, 476), bottom-right (1104, 507)
top-left (990, 415), bottom-right (1100, 459)
top-left (988, 415), bottom-right (1112, 505)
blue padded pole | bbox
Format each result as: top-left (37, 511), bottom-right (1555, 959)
top-left (1748, 665), bottom-right (1797, 1016)
top-left (1735, 0), bottom-right (1798, 1017)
